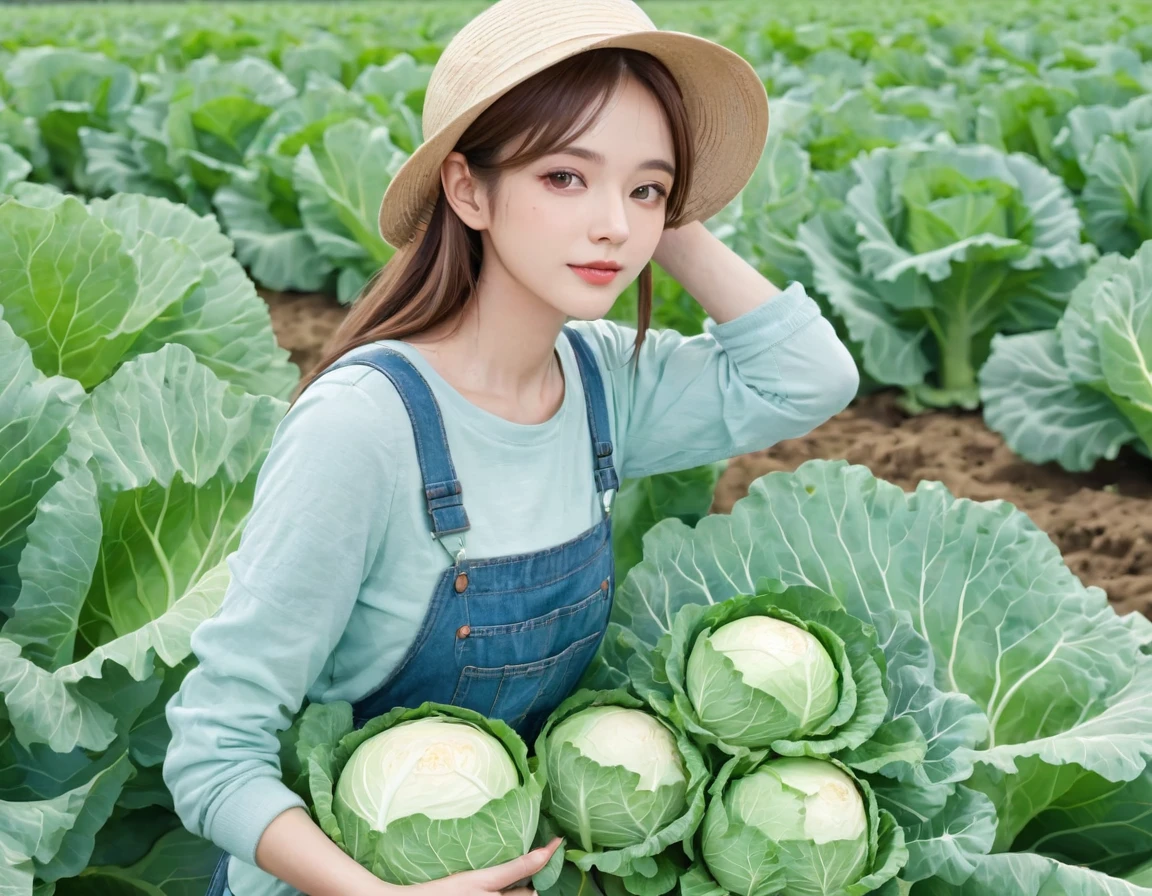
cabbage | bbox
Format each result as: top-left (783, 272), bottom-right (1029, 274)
top-left (334, 717), bottom-right (519, 831)
top-left (595, 456), bottom-right (1152, 895)
top-left (291, 702), bottom-right (551, 887)
top-left (535, 689), bottom-right (710, 896)
top-left (797, 139), bottom-right (1095, 409)
top-left (687, 615), bottom-right (839, 747)
top-left (646, 587), bottom-right (893, 765)
top-left (697, 756), bottom-right (904, 896)
top-left (981, 240), bottom-right (1152, 470)
top-left (546, 705), bottom-right (687, 847)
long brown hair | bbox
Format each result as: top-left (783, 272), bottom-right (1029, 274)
top-left (290, 48), bottom-right (695, 406)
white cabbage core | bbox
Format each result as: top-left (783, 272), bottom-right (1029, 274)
top-left (772, 758), bottom-right (867, 844)
top-left (550, 705), bottom-right (685, 791)
top-left (708, 615), bottom-right (832, 693)
top-left (334, 717), bottom-right (518, 832)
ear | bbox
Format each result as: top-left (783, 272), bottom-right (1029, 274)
top-left (440, 151), bottom-right (491, 232)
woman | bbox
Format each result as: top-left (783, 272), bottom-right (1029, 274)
top-left (163, 0), bottom-right (860, 894)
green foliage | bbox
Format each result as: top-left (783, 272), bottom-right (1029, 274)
top-left (3, 1), bottom-right (1152, 892)
top-left (593, 458), bottom-right (1152, 894)
top-left (0, 180), bottom-right (290, 896)
top-left (981, 240), bottom-right (1152, 470)
top-left (797, 141), bottom-right (1096, 409)
top-left (610, 463), bottom-right (726, 586)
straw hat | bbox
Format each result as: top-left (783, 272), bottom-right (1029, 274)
top-left (377, 0), bottom-right (769, 248)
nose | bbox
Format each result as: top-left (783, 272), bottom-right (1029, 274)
top-left (589, 193), bottom-right (630, 244)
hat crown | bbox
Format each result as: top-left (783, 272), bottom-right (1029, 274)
top-left (423, 0), bottom-right (657, 140)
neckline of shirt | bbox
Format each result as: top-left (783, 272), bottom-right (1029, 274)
top-left (370, 335), bottom-right (579, 447)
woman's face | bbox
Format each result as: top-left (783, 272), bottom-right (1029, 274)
top-left (478, 75), bottom-right (676, 321)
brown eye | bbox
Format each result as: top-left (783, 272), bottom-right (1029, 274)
top-left (548, 171), bottom-right (574, 187)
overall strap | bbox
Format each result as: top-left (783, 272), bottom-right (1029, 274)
top-left (561, 328), bottom-right (621, 507)
top-left (321, 349), bottom-right (470, 540)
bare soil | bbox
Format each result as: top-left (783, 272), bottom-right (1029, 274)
top-left (262, 288), bottom-right (350, 375)
top-left (713, 395), bottom-right (1152, 618)
top-left (262, 289), bottom-right (1152, 618)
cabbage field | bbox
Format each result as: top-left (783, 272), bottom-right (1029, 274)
top-left (2, 0), bottom-right (1152, 894)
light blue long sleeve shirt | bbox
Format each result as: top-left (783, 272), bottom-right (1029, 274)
top-left (162, 282), bottom-right (859, 895)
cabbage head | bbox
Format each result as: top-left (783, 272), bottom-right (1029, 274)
top-left (687, 614), bottom-right (839, 747)
top-left (536, 689), bottom-right (710, 896)
top-left (797, 138), bottom-right (1095, 409)
top-left (693, 755), bottom-right (906, 896)
top-left (1051, 94), bottom-right (1152, 256)
top-left (334, 716), bottom-right (519, 831)
top-left (547, 704), bottom-right (686, 847)
top-left (290, 701), bottom-right (549, 887)
top-left (981, 240), bottom-right (1152, 470)
top-left (653, 584), bottom-right (893, 764)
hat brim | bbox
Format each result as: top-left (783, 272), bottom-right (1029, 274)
top-left (377, 30), bottom-right (769, 248)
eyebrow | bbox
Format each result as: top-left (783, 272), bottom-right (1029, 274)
top-left (558, 146), bottom-right (675, 178)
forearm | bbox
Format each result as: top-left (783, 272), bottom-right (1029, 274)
top-left (255, 807), bottom-right (398, 896)
top-left (652, 220), bottom-right (782, 325)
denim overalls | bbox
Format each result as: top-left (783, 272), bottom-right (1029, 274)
top-left (204, 326), bottom-right (618, 896)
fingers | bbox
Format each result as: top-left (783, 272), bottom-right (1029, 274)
top-left (471, 838), bottom-right (562, 890)
top-left (535, 836), bottom-right (563, 864)
top-left (500, 888), bottom-right (536, 896)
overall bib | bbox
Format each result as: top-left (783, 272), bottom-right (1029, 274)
top-left (204, 326), bottom-right (618, 896)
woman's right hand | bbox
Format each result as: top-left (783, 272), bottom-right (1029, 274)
top-left (398, 837), bottom-right (564, 896)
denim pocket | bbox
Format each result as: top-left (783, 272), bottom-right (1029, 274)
top-left (450, 629), bottom-right (604, 732)
top-left (466, 585), bottom-right (610, 639)
top-left (454, 583), bottom-right (610, 668)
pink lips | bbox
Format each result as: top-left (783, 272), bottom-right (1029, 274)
top-left (569, 265), bottom-right (619, 285)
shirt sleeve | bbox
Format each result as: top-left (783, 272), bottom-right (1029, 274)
top-left (572, 281), bottom-right (860, 480)
top-left (162, 377), bottom-right (398, 866)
